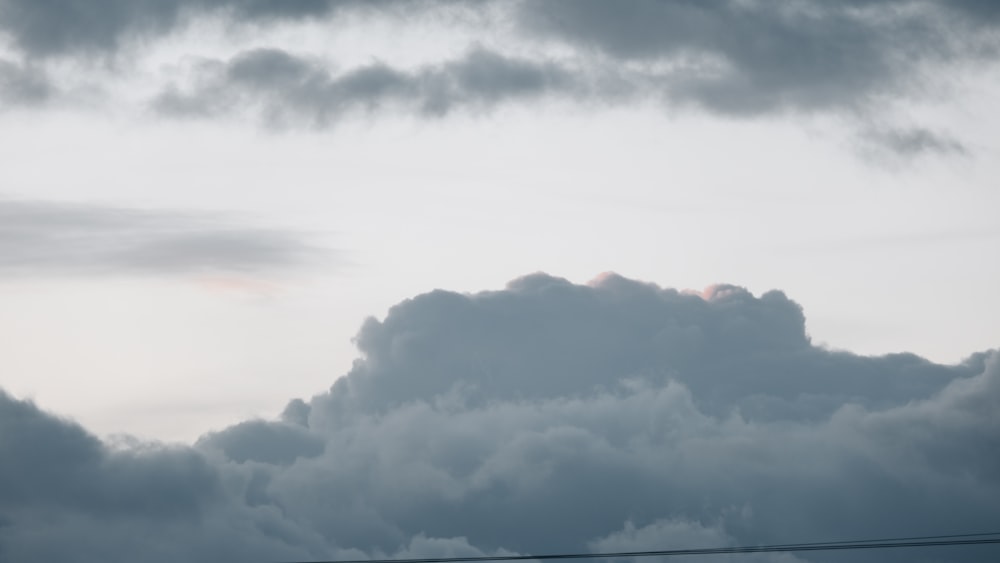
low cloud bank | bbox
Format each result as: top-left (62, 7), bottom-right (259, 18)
top-left (2, 273), bottom-right (998, 562)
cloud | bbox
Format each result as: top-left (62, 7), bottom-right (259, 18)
top-left (589, 519), bottom-right (806, 563)
top-left (860, 125), bottom-right (970, 158)
top-left (146, 1), bottom-right (1000, 124)
top-left (0, 59), bottom-right (51, 106)
top-left (153, 47), bottom-right (580, 126)
top-left (2, 0), bottom-right (997, 132)
top-left (0, 0), bottom-right (180, 58)
top-left (315, 274), bottom-right (968, 421)
top-left (0, 390), bottom-right (341, 562)
top-left (197, 419), bottom-right (325, 465)
top-left (0, 198), bottom-right (331, 277)
top-left (513, 0), bottom-right (997, 116)
top-left (0, 0), bottom-right (391, 58)
top-left (2, 272), bottom-right (999, 561)
top-left (0, 0), bottom-right (474, 59)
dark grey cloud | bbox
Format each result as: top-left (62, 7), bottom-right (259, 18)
top-left (860, 126), bottom-right (970, 158)
top-left (154, 47), bottom-right (579, 126)
top-left (147, 0), bottom-right (1000, 125)
top-left (197, 419), bottom-right (325, 465)
top-left (0, 59), bottom-right (51, 106)
top-left (2, 273), bottom-right (999, 561)
top-left (2, 0), bottom-right (996, 127)
top-left (0, 198), bottom-right (330, 277)
top-left (0, 0), bottom-right (182, 58)
top-left (0, 391), bottom-right (346, 562)
top-left (514, 0), bottom-right (981, 116)
top-left (313, 275), bottom-right (969, 423)
top-left (0, 0), bottom-right (390, 58)
top-left (0, 0), bottom-right (478, 60)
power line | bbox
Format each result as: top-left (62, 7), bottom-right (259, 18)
top-left (283, 532), bottom-right (1000, 563)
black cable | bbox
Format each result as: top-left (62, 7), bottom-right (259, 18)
top-left (282, 532), bottom-right (1000, 563)
top-left (758, 530), bottom-right (1000, 546)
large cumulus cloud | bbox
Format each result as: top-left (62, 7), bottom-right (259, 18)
top-left (2, 272), bottom-right (999, 562)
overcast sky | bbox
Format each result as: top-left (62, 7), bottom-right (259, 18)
top-left (1, 1), bottom-right (999, 561)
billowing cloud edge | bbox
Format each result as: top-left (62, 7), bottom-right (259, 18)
top-left (2, 272), bottom-right (998, 562)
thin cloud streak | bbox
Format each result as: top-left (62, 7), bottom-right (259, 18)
top-left (0, 198), bottom-right (334, 277)
top-left (859, 125), bottom-right (970, 158)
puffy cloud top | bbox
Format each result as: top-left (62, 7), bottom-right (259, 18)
top-left (313, 274), bottom-right (961, 423)
top-left (2, 273), bottom-right (998, 562)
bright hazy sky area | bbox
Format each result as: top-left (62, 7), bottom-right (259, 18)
top-left (1, 1), bottom-right (998, 444)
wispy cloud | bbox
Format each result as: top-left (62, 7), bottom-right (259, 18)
top-left (0, 198), bottom-right (333, 277)
top-left (860, 125), bottom-right (970, 158)
top-left (153, 47), bottom-right (579, 126)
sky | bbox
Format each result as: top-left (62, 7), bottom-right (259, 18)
top-left (1, 1), bottom-right (999, 562)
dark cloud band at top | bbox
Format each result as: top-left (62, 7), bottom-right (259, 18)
top-left (1, 0), bottom-right (997, 134)
top-left (2, 0), bottom-right (996, 60)
top-left (513, 0), bottom-right (971, 116)
top-left (0, 0), bottom-right (367, 58)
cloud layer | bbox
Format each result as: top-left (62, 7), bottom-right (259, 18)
top-left (0, 198), bottom-right (329, 277)
top-left (0, 0), bottom-right (387, 57)
top-left (155, 47), bottom-right (578, 126)
top-left (2, 273), bottom-right (998, 562)
top-left (0, 0), bottom-right (997, 141)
